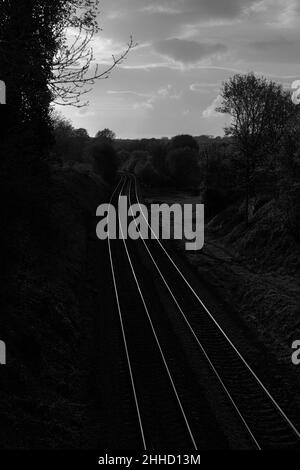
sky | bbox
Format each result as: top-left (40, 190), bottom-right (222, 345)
top-left (59, 0), bottom-right (300, 139)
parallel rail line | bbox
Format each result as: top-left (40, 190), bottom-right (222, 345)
top-left (106, 174), bottom-right (300, 450)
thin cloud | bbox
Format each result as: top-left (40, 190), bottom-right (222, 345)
top-left (141, 5), bottom-right (180, 15)
top-left (190, 82), bottom-right (221, 92)
top-left (133, 84), bottom-right (181, 111)
top-left (243, 37), bottom-right (300, 64)
top-left (107, 90), bottom-right (151, 98)
top-left (102, 0), bottom-right (257, 21)
top-left (154, 38), bottom-right (227, 64)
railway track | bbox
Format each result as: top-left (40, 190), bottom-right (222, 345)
top-left (105, 174), bottom-right (300, 450)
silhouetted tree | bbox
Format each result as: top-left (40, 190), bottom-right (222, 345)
top-left (74, 128), bottom-right (89, 139)
top-left (51, 114), bottom-right (90, 163)
top-left (0, 0), bottom-right (60, 163)
top-left (95, 128), bottom-right (116, 143)
top-left (170, 134), bottom-right (199, 152)
top-left (217, 73), bottom-right (297, 222)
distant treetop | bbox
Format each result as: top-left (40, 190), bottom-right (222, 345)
top-left (95, 128), bottom-right (116, 142)
top-left (170, 134), bottom-right (199, 151)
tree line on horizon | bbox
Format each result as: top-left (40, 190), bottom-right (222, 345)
top-left (51, 72), bottom-right (300, 227)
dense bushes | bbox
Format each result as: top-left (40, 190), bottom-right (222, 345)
top-left (135, 161), bottom-right (163, 187)
top-left (0, 167), bottom-right (110, 448)
top-left (51, 117), bottom-right (118, 185)
top-left (123, 150), bottom-right (150, 172)
top-left (51, 115), bottom-right (90, 164)
top-left (166, 148), bottom-right (200, 189)
top-left (170, 134), bottom-right (199, 152)
top-left (119, 135), bottom-right (202, 190)
top-left (283, 183), bottom-right (300, 242)
top-left (117, 150), bottom-right (131, 169)
top-left (89, 141), bottom-right (118, 184)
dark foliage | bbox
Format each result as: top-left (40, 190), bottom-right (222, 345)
top-left (95, 128), bottom-right (116, 143)
top-left (51, 113), bottom-right (90, 163)
top-left (166, 147), bottom-right (200, 189)
top-left (170, 134), bottom-right (199, 152)
top-left (217, 73), bottom-right (300, 222)
top-left (89, 141), bottom-right (118, 184)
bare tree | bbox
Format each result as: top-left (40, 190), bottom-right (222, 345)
top-left (50, 0), bottom-right (136, 107)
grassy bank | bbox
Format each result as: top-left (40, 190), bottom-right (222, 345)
top-left (143, 186), bottom-right (300, 366)
top-left (0, 165), bottom-right (109, 448)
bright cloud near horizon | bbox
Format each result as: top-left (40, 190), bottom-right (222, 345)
top-left (59, 0), bottom-right (300, 139)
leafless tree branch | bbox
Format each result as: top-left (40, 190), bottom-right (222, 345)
top-left (50, 0), bottom-right (136, 107)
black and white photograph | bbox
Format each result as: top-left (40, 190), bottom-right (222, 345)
top-left (0, 0), bottom-right (300, 461)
